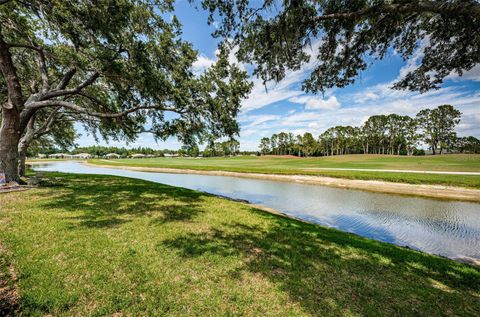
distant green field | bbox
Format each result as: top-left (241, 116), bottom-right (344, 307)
top-left (89, 154), bottom-right (480, 188)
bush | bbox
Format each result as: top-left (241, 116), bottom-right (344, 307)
top-left (413, 148), bottom-right (426, 156)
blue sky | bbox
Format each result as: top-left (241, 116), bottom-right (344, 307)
top-left (76, 1), bottom-right (480, 151)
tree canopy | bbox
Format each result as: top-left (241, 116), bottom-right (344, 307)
top-left (0, 0), bottom-right (252, 181)
top-left (199, 0), bottom-right (480, 93)
top-left (259, 105), bottom-right (467, 156)
top-left (416, 104), bottom-right (461, 155)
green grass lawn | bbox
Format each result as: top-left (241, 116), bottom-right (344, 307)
top-left (89, 154), bottom-right (480, 188)
top-left (1, 173), bottom-right (479, 316)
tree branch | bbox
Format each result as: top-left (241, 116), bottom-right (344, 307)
top-left (0, 31), bottom-right (24, 110)
top-left (35, 47), bottom-right (49, 93)
top-left (75, 71), bottom-right (100, 91)
top-left (71, 91), bottom-right (109, 108)
top-left (4, 41), bottom-right (53, 104)
top-left (25, 100), bottom-right (165, 118)
top-left (313, 1), bottom-right (480, 23)
top-left (8, 43), bottom-right (44, 52)
top-left (40, 71), bottom-right (100, 100)
top-left (56, 68), bottom-right (77, 90)
top-left (36, 108), bottom-right (60, 137)
top-left (18, 114), bottom-right (37, 152)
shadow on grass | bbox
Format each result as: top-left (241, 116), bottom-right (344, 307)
top-left (0, 245), bottom-right (19, 317)
top-left (163, 210), bottom-right (480, 315)
top-left (38, 173), bottom-right (207, 229)
top-left (35, 172), bottom-right (480, 315)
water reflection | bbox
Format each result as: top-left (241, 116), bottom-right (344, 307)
top-left (34, 161), bottom-right (480, 260)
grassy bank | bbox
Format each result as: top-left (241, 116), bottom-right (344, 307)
top-left (88, 154), bottom-right (480, 188)
top-left (1, 173), bottom-right (479, 316)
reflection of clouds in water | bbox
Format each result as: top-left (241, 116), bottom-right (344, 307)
top-left (318, 213), bottom-right (399, 244)
top-left (362, 209), bottom-right (480, 242)
top-left (35, 162), bottom-right (480, 260)
top-left (197, 186), bottom-right (276, 204)
top-left (356, 210), bottom-right (480, 259)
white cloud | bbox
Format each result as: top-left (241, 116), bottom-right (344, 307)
top-left (240, 40), bottom-right (323, 113)
top-left (354, 91), bottom-right (379, 103)
top-left (289, 95), bottom-right (341, 111)
top-left (239, 114), bottom-right (281, 127)
top-left (242, 80), bottom-right (304, 113)
top-left (192, 54), bottom-right (215, 72)
top-left (239, 139), bottom-right (262, 150)
top-left (396, 38), bottom-right (429, 81)
top-left (448, 64), bottom-right (480, 82)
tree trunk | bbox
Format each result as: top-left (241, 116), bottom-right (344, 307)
top-left (0, 32), bottom-right (26, 183)
top-left (17, 137), bottom-right (31, 178)
top-left (0, 108), bottom-right (21, 182)
top-left (18, 150), bottom-right (26, 177)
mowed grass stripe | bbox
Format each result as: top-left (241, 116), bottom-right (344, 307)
top-left (87, 154), bottom-right (480, 188)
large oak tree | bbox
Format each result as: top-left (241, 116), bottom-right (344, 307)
top-left (0, 0), bottom-right (251, 182)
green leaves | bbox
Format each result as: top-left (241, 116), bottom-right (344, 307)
top-left (200, 0), bottom-right (480, 93)
top-left (416, 104), bottom-right (462, 154)
top-left (1, 0), bottom-right (252, 146)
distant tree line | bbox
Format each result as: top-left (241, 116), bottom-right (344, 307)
top-left (179, 140), bottom-right (241, 158)
top-left (31, 146), bottom-right (166, 157)
top-left (72, 146), bottom-right (165, 157)
top-left (31, 142), bottom-right (250, 158)
top-left (199, 140), bottom-right (240, 157)
top-left (259, 105), bottom-right (479, 157)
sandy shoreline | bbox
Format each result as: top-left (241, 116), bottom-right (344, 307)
top-left (82, 162), bottom-right (480, 202)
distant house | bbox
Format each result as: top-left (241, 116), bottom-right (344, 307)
top-left (49, 153), bottom-right (69, 159)
top-left (164, 153), bottom-right (179, 157)
top-left (72, 153), bottom-right (92, 159)
top-left (104, 153), bottom-right (121, 159)
top-left (131, 153), bottom-right (146, 159)
top-left (37, 154), bottom-right (47, 159)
